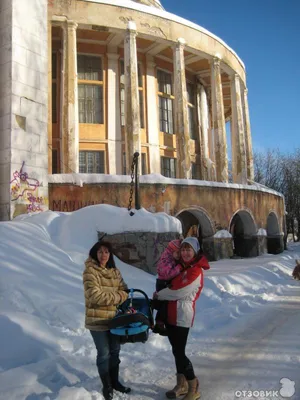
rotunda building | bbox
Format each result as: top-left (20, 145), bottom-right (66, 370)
top-left (48, 0), bottom-right (252, 183)
top-left (45, 0), bottom-right (284, 259)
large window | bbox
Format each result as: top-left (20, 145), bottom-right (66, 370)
top-left (191, 162), bottom-right (200, 180)
top-left (79, 151), bottom-right (105, 173)
top-left (120, 60), bottom-right (144, 128)
top-left (187, 82), bottom-right (196, 139)
top-left (141, 153), bottom-right (147, 175)
top-left (161, 157), bottom-right (176, 178)
top-left (52, 52), bottom-right (57, 123)
top-left (78, 55), bottom-right (103, 124)
top-left (157, 69), bottom-right (174, 134)
top-left (52, 149), bottom-right (58, 174)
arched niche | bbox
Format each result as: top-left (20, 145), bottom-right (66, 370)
top-left (176, 207), bottom-right (215, 254)
top-left (266, 211), bottom-right (283, 254)
top-left (229, 209), bottom-right (257, 257)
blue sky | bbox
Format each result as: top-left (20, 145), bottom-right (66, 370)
top-left (162, 0), bottom-right (300, 154)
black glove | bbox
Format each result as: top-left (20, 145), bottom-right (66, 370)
top-left (151, 298), bottom-right (161, 310)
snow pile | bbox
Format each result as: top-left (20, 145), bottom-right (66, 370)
top-left (214, 229), bottom-right (232, 238)
top-left (0, 206), bottom-right (299, 400)
top-left (257, 228), bottom-right (267, 236)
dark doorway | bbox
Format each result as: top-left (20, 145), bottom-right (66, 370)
top-left (266, 212), bottom-right (284, 254)
top-left (176, 208), bottom-right (215, 259)
top-left (230, 210), bottom-right (257, 257)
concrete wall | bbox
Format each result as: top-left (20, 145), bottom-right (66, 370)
top-left (0, 0), bottom-right (13, 220)
top-left (98, 231), bottom-right (180, 275)
top-left (49, 182), bottom-right (285, 234)
top-left (0, 0), bottom-right (49, 220)
top-left (49, 181), bottom-right (284, 260)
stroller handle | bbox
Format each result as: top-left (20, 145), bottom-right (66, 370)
top-left (127, 288), bottom-right (151, 303)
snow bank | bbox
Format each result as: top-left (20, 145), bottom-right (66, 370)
top-left (257, 228), bottom-right (267, 236)
top-left (214, 229), bottom-right (232, 238)
top-left (0, 206), bottom-right (299, 400)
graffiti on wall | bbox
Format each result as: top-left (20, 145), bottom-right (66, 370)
top-left (10, 161), bottom-right (45, 213)
top-left (52, 200), bottom-right (102, 212)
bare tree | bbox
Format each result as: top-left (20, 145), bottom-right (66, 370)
top-left (253, 148), bottom-right (300, 241)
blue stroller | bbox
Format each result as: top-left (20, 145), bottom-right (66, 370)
top-left (108, 289), bottom-right (154, 344)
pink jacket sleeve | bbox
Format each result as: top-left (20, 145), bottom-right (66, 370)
top-left (157, 248), bottom-right (182, 280)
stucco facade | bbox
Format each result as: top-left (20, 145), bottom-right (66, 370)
top-left (47, 0), bottom-right (252, 182)
top-left (0, 0), bottom-right (49, 219)
top-left (0, 0), bottom-right (285, 258)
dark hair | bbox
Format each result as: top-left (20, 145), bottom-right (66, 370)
top-left (89, 241), bottom-right (116, 269)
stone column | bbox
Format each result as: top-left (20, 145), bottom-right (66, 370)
top-left (146, 55), bottom-right (160, 173)
top-left (242, 87), bottom-right (254, 182)
top-left (66, 20), bottom-right (79, 173)
top-left (124, 21), bottom-right (141, 174)
top-left (173, 38), bottom-right (191, 179)
top-left (196, 83), bottom-right (210, 180)
top-left (230, 73), bottom-right (247, 184)
top-left (107, 51), bottom-right (122, 174)
top-left (61, 20), bottom-right (79, 173)
top-left (210, 57), bottom-right (228, 182)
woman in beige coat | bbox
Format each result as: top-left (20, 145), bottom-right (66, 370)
top-left (83, 240), bottom-right (130, 400)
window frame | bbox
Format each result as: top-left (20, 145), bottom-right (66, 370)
top-left (186, 81), bottom-right (197, 140)
top-left (52, 51), bottom-right (58, 123)
top-left (79, 150), bottom-right (105, 174)
top-left (191, 162), bottom-right (200, 180)
top-left (52, 148), bottom-right (59, 174)
top-left (77, 53), bottom-right (104, 124)
top-left (157, 68), bottom-right (174, 135)
top-left (141, 153), bottom-right (147, 175)
top-left (161, 156), bottom-right (176, 178)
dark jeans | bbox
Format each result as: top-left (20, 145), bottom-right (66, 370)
top-left (90, 330), bottom-right (121, 375)
top-left (166, 324), bottom-right (195, 381)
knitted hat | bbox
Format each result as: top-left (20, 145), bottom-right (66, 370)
top-left (181, 237), bottom-right (200, 254)
top-left (167, 239), bottom-right (181, 252)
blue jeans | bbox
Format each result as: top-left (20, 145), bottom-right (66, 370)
top-left (90, 330), bottom-right (121, 375)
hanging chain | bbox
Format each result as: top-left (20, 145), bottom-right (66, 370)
top-left (128, 153), bottom-right (138, 212)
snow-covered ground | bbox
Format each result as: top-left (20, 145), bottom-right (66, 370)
top-left (0, 205), bottom-right (299, 400)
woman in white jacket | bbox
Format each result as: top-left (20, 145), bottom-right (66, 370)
top-left (155, 237), bottom-right (210, 400)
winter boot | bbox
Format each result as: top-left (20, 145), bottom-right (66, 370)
top-left (99, 372), bottom-right (114, 400)
top-left (182, 378), bottom-right (201, 400)
top-left (110, 364), bottom-right (131, 394)
top-left (166, 373), bottom-right (188, 399)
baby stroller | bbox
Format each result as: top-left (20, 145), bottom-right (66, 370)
top-left (108, 289), bottom-right (154, 344)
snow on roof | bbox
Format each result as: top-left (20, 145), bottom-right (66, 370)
top-left (83, 0), bottom-right (245, 69)
top-left (133, 0), bottom-right (164, 9)
top-left (48, 173), bottom-right (284, 198)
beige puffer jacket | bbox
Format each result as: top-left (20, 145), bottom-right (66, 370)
top-left (83, 257), bottom-right (128, 331)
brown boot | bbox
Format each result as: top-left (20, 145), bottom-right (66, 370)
top-left (166, 373), bottom-right (188, 399)
top-left (182, 378), bottom-right (201, 400)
